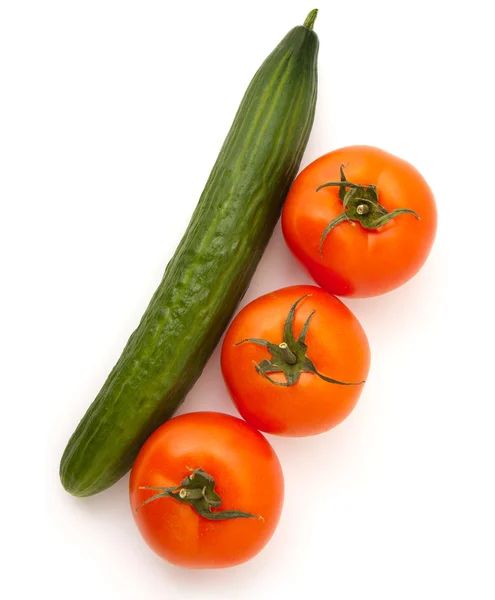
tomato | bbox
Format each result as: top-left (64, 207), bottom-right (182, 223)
top-left (221, 285), bottom-right (370, 436)
top-left (281, 145), bottom-right (437, 297)
top-left (129, 411), bottom-right (284, 569)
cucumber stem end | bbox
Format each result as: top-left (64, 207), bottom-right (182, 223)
top-left (303, 9), bottom-right (318, 30)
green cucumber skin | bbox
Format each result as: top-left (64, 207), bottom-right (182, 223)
top-left (60, 23), bottom-right (319, 497)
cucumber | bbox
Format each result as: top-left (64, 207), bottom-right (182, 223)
top-left (60, 10), bottom-right (319, 497)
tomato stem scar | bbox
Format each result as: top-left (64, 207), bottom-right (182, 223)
top-left (137, 467), bottom-right (261, 521)
top-left (235, 296), bottom-right (365, 387)
top-left (316, 164), bottom-right (420, 256)
top-left (279, 342), bottom-right (297, 365)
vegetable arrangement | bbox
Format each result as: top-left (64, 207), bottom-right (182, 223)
top-left (60, 8), bottom-right (437, 570)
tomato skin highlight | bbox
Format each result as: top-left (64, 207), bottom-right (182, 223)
top-left (221, 286), bottom-right (370, 436)
top-left (281, 145), bottom-right (437, 298)
top-left (129, 412), bottom-right (284, 569)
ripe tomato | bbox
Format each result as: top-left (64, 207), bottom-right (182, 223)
top-left (221, 285), bottom-right (370, 436)
top-left (282, 145), bottom-right (437, 297)
top-left (129, 411), bottom-right (284, 569)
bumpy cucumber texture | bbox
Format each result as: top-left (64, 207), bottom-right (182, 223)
top-left (60, 11), bottom-right (319, 496)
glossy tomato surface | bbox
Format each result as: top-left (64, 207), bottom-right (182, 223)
top-left (129, 412), bottom-right (284, 569)
top-left (221, 286), bottom-right (370, 436)
top-left (282, 145), bottom-right (437, 297)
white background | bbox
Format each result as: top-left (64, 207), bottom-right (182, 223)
top-left (1, 1), bottom-right (494, 598)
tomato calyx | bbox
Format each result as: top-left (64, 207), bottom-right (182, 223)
top-left (136, 467), bottom-right (262, 521)
top-left (316, 164), bottom-right (421, 256)
top-left (235, 295), bottom-right (364, 387)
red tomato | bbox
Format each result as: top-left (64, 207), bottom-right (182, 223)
top-left (129, 412), bottom-right (284, 569)
top-left (282, 145), bottom-right (437, 297)
top-left (221, 285), bottom-right (370, 436)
